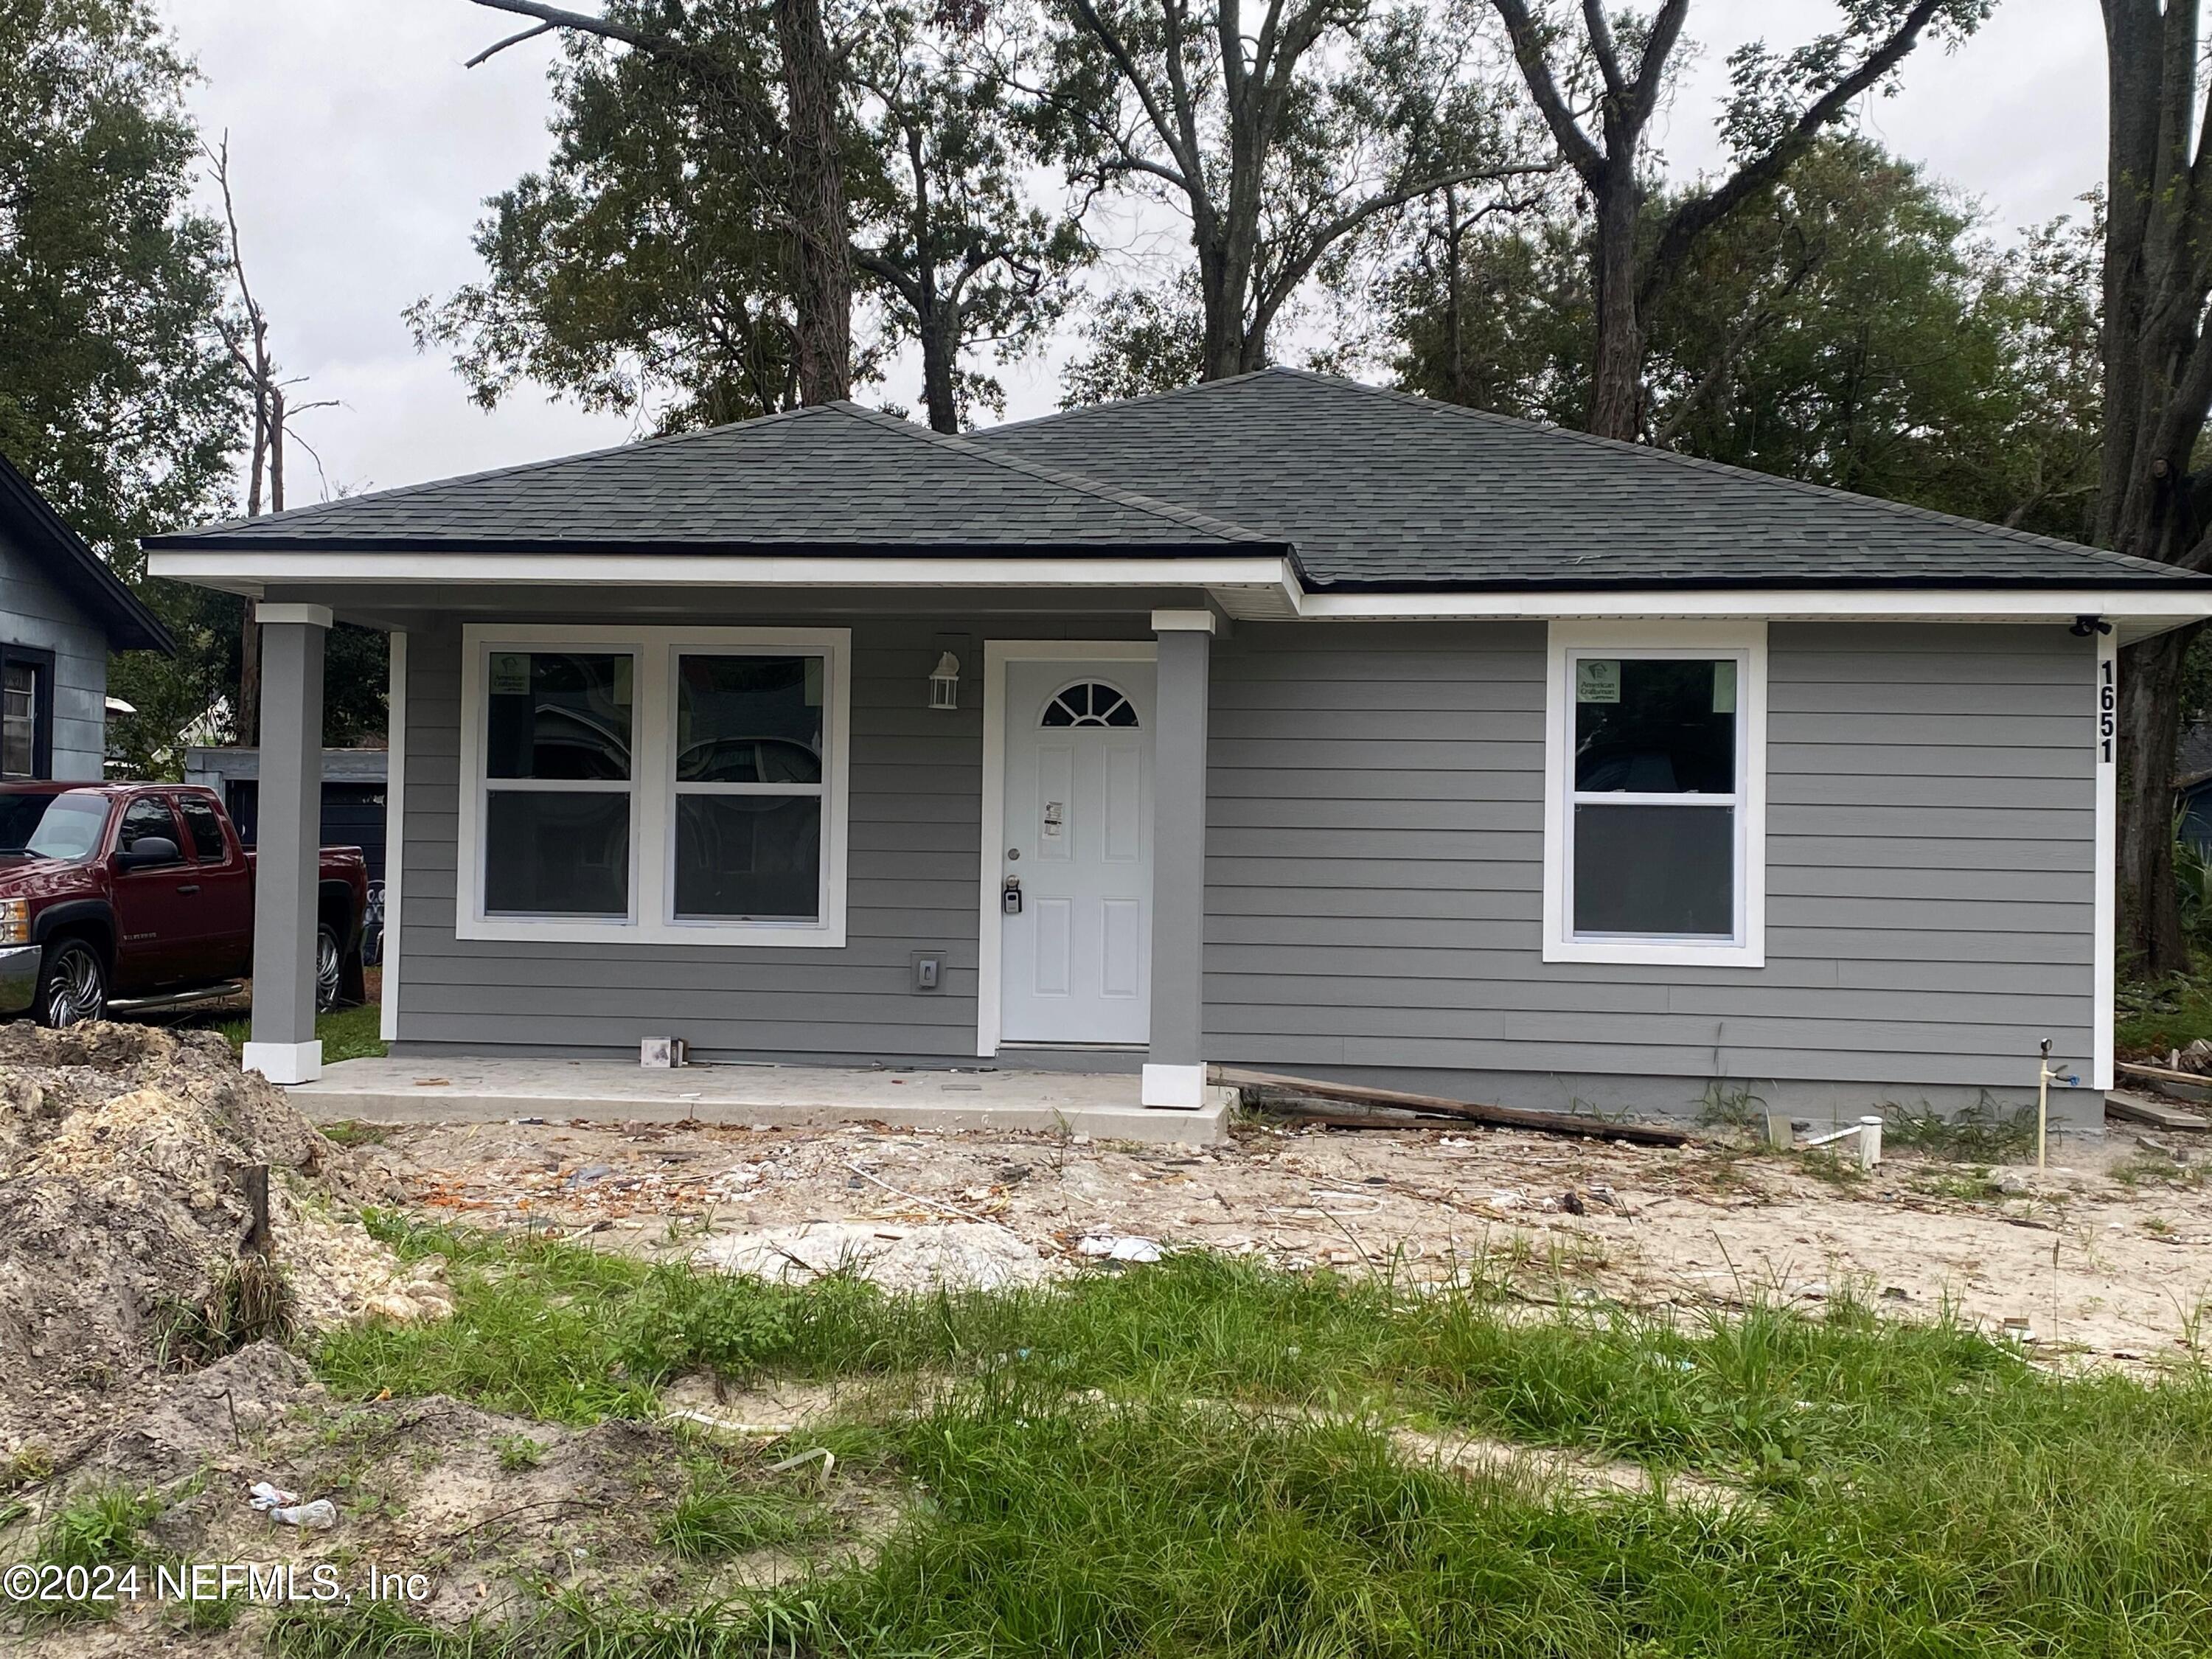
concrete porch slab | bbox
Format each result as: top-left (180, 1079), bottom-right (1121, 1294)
top-left (287, 1056), bottom-right (1231, 1147)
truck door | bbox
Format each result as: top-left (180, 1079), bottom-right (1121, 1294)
top-left (108, 793), bottom-right (193, 991)
top-left (172, 790), bottom-right (252, 980)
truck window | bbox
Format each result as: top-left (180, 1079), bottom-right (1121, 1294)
top-left (0, 790), bottom-right (108, 860)
top-left (118, 796), bottom-right (181, 856)
top-left (176, 796), bottom-right (226, 861)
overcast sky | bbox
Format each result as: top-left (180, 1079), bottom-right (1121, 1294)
top-left (153, 0), bottom-right (2105, 504)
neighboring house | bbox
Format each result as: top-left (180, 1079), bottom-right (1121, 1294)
top-left (0, 453), bottom-right (173, 777)
top-left (146, 370), bottom-right (2212, 1126)
top-left (184, 745), bottom-right (390, 886)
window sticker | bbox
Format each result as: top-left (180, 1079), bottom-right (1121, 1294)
top-left (490, 653), bottom-right (529, 696)
top-left (1575, 659), bottom-right (1621, 703)
top-left (1712, 660), bottom-right (1736, 714)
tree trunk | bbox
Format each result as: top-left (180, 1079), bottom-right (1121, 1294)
top-left (1196, 234), bottom-right (1244, 382)
top-left (773, 0), bottom-right (852, 403)
top-left (919, 305), bottom-right (959, 433)
top-left (1443, 189), bottom-right (1466, 403)
top-left (2121, 623), bottom-right (2202, 976)
top-left (1587, 170), bottom-right (1644, 440)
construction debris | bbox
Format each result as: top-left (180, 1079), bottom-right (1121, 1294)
top-left (1217, 1066), bottom-right (1693, 1147)
top-left (0, 1021), bottom-right (440, 1463)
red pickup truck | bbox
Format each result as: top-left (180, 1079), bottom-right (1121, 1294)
top-left (0, 782), bottom-right (369, 1027)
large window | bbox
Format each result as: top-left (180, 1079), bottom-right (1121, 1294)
top-left (1543, 623), bottom-right (1765, 967)
top-left (458, 627), bottom-right (850, 945)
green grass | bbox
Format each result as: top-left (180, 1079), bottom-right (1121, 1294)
top-left (215, 998), bottom-right (386, 1063)
top-left (282, 1220), bottom-right (2212, 1658)
top-left (657, 1458), bottom-right (830, 1560)
top-left (15, 1486), bottom-right (163, 1626)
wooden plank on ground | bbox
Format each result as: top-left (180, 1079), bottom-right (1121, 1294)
top-left (2103, 1088), bottom-right (2212, 1131)
top-left (1214, 1065), bottom-right (1691, 1147)
top-left (2114, 1061), bottom-right (2212, 1105)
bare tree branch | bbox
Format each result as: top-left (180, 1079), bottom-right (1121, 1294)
top-left (465, 19), bottom-right (556, 68)
top-left (1489, 0), bottom-right (1603, 179)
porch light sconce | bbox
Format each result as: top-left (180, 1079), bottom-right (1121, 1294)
top-left (928, 652), bottom-right (961, 711)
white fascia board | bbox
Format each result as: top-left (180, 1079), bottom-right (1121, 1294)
top-left (148, 546), bottom-right (2212, 638)
top-left (1296, 588), bottom-right (2212, 635)
top-left (147, 548), bottom-right (1299, 594)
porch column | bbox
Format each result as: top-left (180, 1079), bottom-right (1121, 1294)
top-left (242, 603), bottom-right (330, 1085)
top-left (1144, 609), bottom-right (1214, 1107)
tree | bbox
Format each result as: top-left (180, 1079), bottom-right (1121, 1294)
top-left (465, 0), bottom-right (855, 404)
top-left (1026, 0), bottom-right (1545, 383)
top-left (849, 10), bottom-right (1089, 431)
top-left (1640, 142), bottom-right (2099, 538)
top-left (0, 0), bottom-right (246, 777)
top-left (1380, 181), bottom-right (1587, 422)
top-left (417, 7), bottom-right (812, 431)
top-left (1060, 276), bottom-right (1207, 404)
top-left (1379, 137), bottom-right (2101, 536)
top-left (2097, 1), bottom-right (2212, 974)
top-left (438, 1), bottom-right (1084, 435)
top-left (1489, 0), bottom-right (1992, 440)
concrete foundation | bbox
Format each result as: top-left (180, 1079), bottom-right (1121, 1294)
top-left (288, 1056), bottom-right (1232, 1147)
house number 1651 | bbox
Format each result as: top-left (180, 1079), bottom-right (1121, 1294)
top-left (2098, 658), bottom-right (2116, 765)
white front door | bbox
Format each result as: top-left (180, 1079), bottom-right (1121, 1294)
top-left (999, 660), bottom-right (1155, 1045)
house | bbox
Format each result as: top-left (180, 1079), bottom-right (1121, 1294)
top-left (0, 452), bottom-right (173, 778)
top-left (145, 369), bottom-right (2212, 1126)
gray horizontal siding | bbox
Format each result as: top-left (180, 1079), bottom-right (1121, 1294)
top-left (0, 523), bottom-right (112, 779)
top-left (391, 606), bottom-right (2099, 1107)
top-left (1200, 620), bottom-right (2096, 1101)
top-left (392, 612), bottom-right (1141, 1057)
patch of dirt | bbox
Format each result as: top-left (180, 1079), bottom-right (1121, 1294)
top-left (0, 1022), bottom-right (443, 1466)
top-left (7, 1358), bottom-right (902, 1657)
top-left (365, 1110), bottom-right (2212, 1367)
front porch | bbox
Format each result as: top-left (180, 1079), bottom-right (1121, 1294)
top-left (232, 597), bottom-right (1225, 1110)
top-left (288, 1054), bottom-right (1232, 1146)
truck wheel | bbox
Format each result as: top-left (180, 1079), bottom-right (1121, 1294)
top-left (36, 938), bottom-right (107, 1028)
top-left (315, 923), bottom-right (342, 1013)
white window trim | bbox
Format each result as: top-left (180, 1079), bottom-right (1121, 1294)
top-left (1541, 619), bottom-right (1767, 968)
top-left (456, 623), bottom-right (852, 947)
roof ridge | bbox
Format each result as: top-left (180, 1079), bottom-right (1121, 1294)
top-left (827, 403), bottom-right (1278, 544)
top-left (175, 403), bottom-right (839, 535)
top-left (1260, 369), bottom-right (2175, 580)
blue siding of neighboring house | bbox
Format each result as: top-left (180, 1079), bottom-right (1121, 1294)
top-left (0, 517), bottom-right (111, 779)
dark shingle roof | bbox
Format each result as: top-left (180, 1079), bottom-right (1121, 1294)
top-left (975, 369), bottom-right (2198, 591)
top-left (0, 451), bottom-right (173, 653)
top-left (146, 401), bottom-right (1276, 555)
top-left (147, 367), bottom-right (2205, 594)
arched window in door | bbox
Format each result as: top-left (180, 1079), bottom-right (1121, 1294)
top-left (1041, 682), bottom-right (1139, 728)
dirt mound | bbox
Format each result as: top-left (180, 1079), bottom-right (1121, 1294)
top-left (0, 1022), bottom-right (430, 1463)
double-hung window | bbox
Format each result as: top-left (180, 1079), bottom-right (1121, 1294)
top-left (1542, 622), bottom-right (1766, 967)
top-left (0, 646), bottom-right (54, 780)
top-left (459, 626), bottom-right (850, 946)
